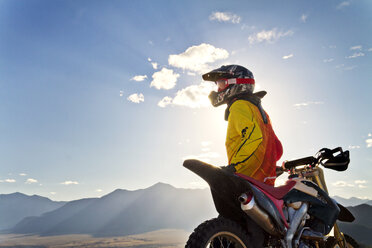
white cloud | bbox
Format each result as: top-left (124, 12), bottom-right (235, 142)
top-left (127, 93), bottom-right (144, 103)
top-left (346, 52), bottom-right (365, 59)
top-left (151, 62), bottom-right (158, 70)
top-left (4, 179), bottom-right (16, 183)
top-left (300, 14), bottom-right (308, 23)
top-left (368, 133), bottom-right (371, 137)
top-left (61, 181), bottom-right (79, 185)
top-left (366, 138), bottom-right (372, 148)
top-left (158, 81), bottom-right (215, 108)
top-left (354, 180), bottom-right (367, 189)
top-left (335, 64), bottom-right (357, 71)
top-left (209, 11), bottom-right (241, 24)
top-left (119, 90), bottom-right (124, 97)
top-left (248, 28), bottom-right (294, 44)
top-left (323, 58), bottom-right (334, 63)
top-left (158, 96), bottom-right (173, 108)
top-left (19, 173), bottom-right (27, 176)
top-left (348, 145), bottom-right (360, 149)
top-left (168, 43), bottom-right (229, 73)
top-left (150, 68), bottom-right (180, 90)
top-left (147, 58), bottom-right (158, 69)
top-left (293, 101), bottom-right (324, 108)
top-left (337, 1), bottom-right (351, 9)
top-left (368, 48), bottom-right (372, 52)
top-left (130, 75), bottom-right (147, 82)
top-left (329, 45), bottom-right (337, 49)
top-left (343, 65), bottom-right (357, 71)
top-left (26, 178), bottom-right (38, 184)
top-left (202, 147), bottom-right (210, 152)
top-left (332, 181), bottom-right (354, 187)
top-left (50, 192), bottom-right (56, 195)
top-left (282, 54), bottom-right (294, 59)
top-left (350, 45), bottom-right (362, 50)
top-left (355, 180), bottom-right (367, 184)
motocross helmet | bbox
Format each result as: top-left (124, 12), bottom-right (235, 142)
top-left (203, 65), bottom-right (255, 107)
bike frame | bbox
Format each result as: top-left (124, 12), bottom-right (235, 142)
top-left (290, 165), bottom-right (348, 248)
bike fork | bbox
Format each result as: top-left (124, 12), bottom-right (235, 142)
top-left (333, 224), bottom-right (347, 248)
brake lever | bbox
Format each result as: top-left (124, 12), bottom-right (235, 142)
top-left (318, 148), bottom-right (333, 160)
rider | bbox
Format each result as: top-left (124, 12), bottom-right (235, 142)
top-left (203, 65), bottom-right (283, 185)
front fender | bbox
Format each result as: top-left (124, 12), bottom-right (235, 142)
top-left (337, 203), bottom-right (355, 222)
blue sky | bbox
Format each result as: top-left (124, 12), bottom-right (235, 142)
top-left (0, 0), bottom-right (371, 201)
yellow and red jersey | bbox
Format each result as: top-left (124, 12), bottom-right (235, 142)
top-left (226, 100), bottom-right (282, 185)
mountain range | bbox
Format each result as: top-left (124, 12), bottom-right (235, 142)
top-left (338, 204), bottom-right (372, 246)
top-left (332, 195), bottom-right (372, 207)
top-left (0, 192), bottom-right (65, 230)
top-left (3, 183), bottom-right (216, 237)
top-left (1, 183), bottom-right (372, 245)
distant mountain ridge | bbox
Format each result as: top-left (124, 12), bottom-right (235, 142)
top-left (0, 192), bottom-right (66, 230)
top-left (7, 183), bottom-right (217, 237)
top-left (332, 195), bottom-right (371, 207)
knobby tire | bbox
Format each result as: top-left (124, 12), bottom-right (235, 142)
top-left (185, 217), bottom-right (252, 248)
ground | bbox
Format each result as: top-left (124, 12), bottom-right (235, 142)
top-left (0, 229), bottom-right (189, 248)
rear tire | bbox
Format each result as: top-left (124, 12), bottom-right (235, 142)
top-left (325, 234), bottom-right (359, 248)
top-left (185, 217), bottom-right (252, 248)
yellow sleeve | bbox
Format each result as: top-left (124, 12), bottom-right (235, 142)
top-left (226, 101), bottom-right (263, 172)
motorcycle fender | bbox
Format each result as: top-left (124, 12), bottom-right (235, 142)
top-left (337, 203), bottom-right (355, 222)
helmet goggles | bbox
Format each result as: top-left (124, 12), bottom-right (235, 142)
top-left (215, 78), bottom-right (255, 92)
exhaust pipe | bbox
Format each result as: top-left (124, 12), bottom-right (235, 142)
top-left (239, 193), bottom-right (279, 236)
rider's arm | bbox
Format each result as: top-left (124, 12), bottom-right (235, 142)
top-left (226, 100), bottom-right (263, 173)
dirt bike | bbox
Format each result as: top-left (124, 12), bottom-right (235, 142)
top-left (184, 147), bottom-right (359, 248)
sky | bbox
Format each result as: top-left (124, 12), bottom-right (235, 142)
top-left (0, 0), bottom-right (371, 201)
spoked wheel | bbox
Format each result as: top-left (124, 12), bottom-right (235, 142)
top-left (185, 217), bottom-right (252, 248)
top-left (207, 231), bottom-right (247, 248)
top-left (325, 234), bottom-right (359, 248)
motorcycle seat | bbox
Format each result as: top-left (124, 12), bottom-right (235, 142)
top-left (236, 173), bottom-right (296, 199)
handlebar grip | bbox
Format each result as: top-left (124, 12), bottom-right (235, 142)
top-left (283, 156), bottom-right (317, 170)
top-left (331, 147), bottom-right (343, 154)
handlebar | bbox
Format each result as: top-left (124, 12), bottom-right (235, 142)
top-left (282, 147), bottom-right (346, 170)
top-left (283, 156), bottom-right (317, 170)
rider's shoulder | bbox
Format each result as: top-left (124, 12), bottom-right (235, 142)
top-left (229, 100), bottom-right (254, 117)
top-left (230, 99), bottom-right (255, 110)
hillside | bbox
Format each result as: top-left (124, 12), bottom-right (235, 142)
top-left (9, 183), bottom-right (216, 237)
top-left (338, 204), bottom-right (372, 246)
top-left (0, 192), bottom-right (66, 230)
